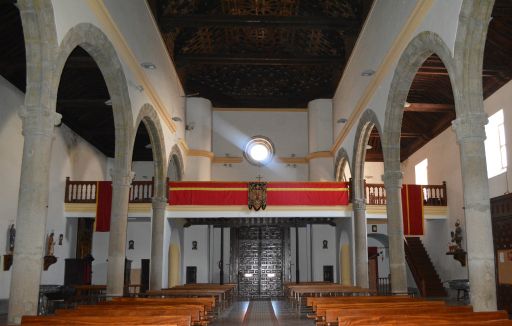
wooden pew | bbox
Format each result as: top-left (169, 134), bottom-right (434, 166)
top-left (21, 314), bottom-right (190, 325)
top-left (338, 311), bottom-right (511, 326)
top-left (307, 295), bottom-right (424, 311)
top-left (110, 297), bottom-right (215, 319)
top-left (322, 306), bottom-right (473, 325)
top-left (313, 301), bottom-right (446, 325)
top-left (145, 288), bottom-right (225, 313)
top-left (55, 305), bottom-right (204, 324)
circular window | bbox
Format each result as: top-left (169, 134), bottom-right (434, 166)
top-left (244, 136), bottom-right (275, 166)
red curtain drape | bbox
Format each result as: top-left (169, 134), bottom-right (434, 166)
top-left (401, 184), bottom-right (424, 235)
top-left (95, 181), bottom-right (112, 232)
top-left (168, 181), bottom-right (349, 206)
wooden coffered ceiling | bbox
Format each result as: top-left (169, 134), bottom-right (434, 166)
top-left (0, 1), bottom-right (511, 163)
top-left (366, 0), bottom-right (512, 162)
top-left (149, 0), bottom-right (373, 108)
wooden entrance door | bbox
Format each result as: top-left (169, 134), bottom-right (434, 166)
top-left (236, 226), bottom-right (284, 298)
top-left (368, 247), bottom-right (379, 292)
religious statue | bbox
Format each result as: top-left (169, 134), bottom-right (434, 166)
top-left (8, 223), bottom-right (15, 254)
top-left (46, 232), bottom-right (55, 257)
top-left (450, 219), bottom-right (463, 251)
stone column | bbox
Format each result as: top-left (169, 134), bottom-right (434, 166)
top-left (150, 196), bottom-right (167, 290)
top-left (353, 198), bottom-right (369, 288)
top-left (383, 170), bottom-right (408, 294)
top-left (8, 106), bottom-right (61, 324)
top-left (452, 113), bottom-right (497, 311)
top-left (106, 169), bottom-right (134, 296)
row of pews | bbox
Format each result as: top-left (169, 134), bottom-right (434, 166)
top-left (285, 282), bottom-right (376, 314)
top-left (21, 283), bottom-right (236, 325)
top-left (306, 294), bottom-right (511, 325)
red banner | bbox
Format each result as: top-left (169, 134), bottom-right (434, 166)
top-left (168, 181), bottom-right (349, 206)
top-left (95, 181), bottom-right (112, 232)
top-left (267, 182), bottom-right (349, 205)
top-left (169, 182), bottom-right (247, 205)
top-left (401, 184), bottom-right (424, 235)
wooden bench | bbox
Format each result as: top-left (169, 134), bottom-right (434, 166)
top-left (56, 304), bottom-right (205, 324)
top-left (337, 311), bottom-right (512, 326)
top-left (21, 315), bottom-right (190, 325)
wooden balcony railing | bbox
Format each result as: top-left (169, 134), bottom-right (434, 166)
top-left (64, 177), bottom-right (155, 204)
top-left (364, 181), bottom-right (447, 206)
top-left (64, 178), bottom-right (447, 207)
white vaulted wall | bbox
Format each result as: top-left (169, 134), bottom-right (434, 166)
top-left (0, 74), bottom-right (110, 299)
top-left (212, 110), bottom-right (308, 181)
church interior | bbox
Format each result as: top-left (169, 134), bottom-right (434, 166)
top-left (1, 0), bottom-right (512, 325)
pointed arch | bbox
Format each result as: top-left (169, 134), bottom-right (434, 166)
top-left (352, 109), bottom-right (383, 200)
top-left (134, 104), bottom-right (167, 199)
top-left (334, 147), bottom-right (351, 182)
top-left (51, 23), bottom-right (134, 171)
top-left (383, 31), bottom-right (456, 172)
top-left (168, 144), bottom-right (184, 181)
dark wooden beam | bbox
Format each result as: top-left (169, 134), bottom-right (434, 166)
top-left (176, 54), bottom-right (345, 66)
top-left (404, 103), bottom-right (455, 113)
top-left (161, 15), bottom-right (360, 31)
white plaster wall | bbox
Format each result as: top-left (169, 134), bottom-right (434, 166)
top-left (132, 161), bottom-right (155, 180)
top-left (364, 162), bottom-right (384, 183)
top-left (186, 98), bottom-right (212, 151)
top-left (125, 218), bottom-right (151, 271)
top-left (308, 99), bottom-right (333, 152)
top-left (483, 80), bottom-right (512, 197)
top-left (311, 224), bottom-right (337, 282)
top-left (210, 227), bottom-right (230, 284)
top-left (309, 158), bottom-right (334, 181)
top-left (290, 227), bottom-right (310, 282)
top-left (401, 127), bottom-right (467, 282)
top-left (183, 225), bottom-right (209, 283)
top-left (41, 122), bottom-right (109, 285)
top-left (91, 232), bottom-right (109, 284)
top-left (0, 76), bottom-right (24, 299)
top-left (184, 157), bottom-right (212, 181)
top-left (212, 110), bottom-right (308, 181)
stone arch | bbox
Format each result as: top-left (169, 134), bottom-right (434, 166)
top-left (453, 0), bottom-right (494, 117)
top-left (168, 144), bottom-right (184, 181)
top-left (50, 23), bottom-right (134, 171)
top-left (334, 148), bottom-right (351, 182)
top-left (383, 31), bottom-right (456, 172)
top-left (134, 104), bottom-right (167, 199)
top-left (18, 0), bottom-right (58, 112)
top-left (352, 109), bottom-right (383, 200)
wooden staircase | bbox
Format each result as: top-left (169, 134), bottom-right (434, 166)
top-left (404, 237), bottom-right (446, 297)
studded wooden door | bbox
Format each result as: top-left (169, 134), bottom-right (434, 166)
top-left (237, 226), bottom-right (284, 298)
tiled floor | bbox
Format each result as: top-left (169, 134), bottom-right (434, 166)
top-left (212, 298), bottom-right (311, 326)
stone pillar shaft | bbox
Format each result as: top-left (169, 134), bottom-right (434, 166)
top-left (353, 198), bottom-right (369, 288)
top-left (452, 114), bottom-right (497, 311)
top-left (383, 170), bottom-right (408, 294)
top-left (8, 107), bottom-right (61, 324)
top-left (150, 196), bottom-right (167, 290)
top-left (106, 169), bottom-right (134, 296)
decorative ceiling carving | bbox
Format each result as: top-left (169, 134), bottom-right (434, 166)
top-left (151, 0), bottom-right (371, 108)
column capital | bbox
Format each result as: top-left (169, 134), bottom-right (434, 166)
top-left (152, 196), bottom-right (168, 209)
top-left (451, 112), bottom-right (488, 144)
top-left (382, 170), bottom-right (403, 189)
top-left (110, 169), bottom-right (135, 187)
top-left (18, 105), bottom-right (61, 138)
top-left (352, 198), bottom-right (366, 211)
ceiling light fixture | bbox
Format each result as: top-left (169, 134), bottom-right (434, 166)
top-left (104, 99), bottom-right (112, 106)
top-left (144, 143), bottom-right (152, 149)
top-left (361, 69), bottom-right (375, 77)
top-left (365, 144), bottom-right (373, 150)
top-left (172, 117), bottom-right (182, 122)
top-left (337, 118), bottom-right (348, 123)
top-left (141, 62), bottom-right (157, 70)
top-left (404, 101), bottom-right (411, 108)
